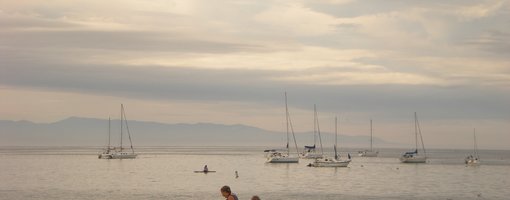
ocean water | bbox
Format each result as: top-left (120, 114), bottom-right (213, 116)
top-left (1, 146), bottom-right (509, 200)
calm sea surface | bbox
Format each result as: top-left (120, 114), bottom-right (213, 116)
top-left (1, 146), bottom-right (509, 200)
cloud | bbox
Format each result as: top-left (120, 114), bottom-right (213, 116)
top-left (115, 46), bottom-right (380, 70)
top-left (1, 60), bottom-right (509, 118)
top-left (460, 30), bottom-right (510, 57)
top-left (254, 3), bottom-right (341, 36)
top-left (0, 29), bottom-right (257, 54)
top-left (456, 0), bottom-right (506, 20)
top-left (2, 0), bottom-right (510, 88)
top-left (278, 71), bottom-right (447, 86)
top-left (313, 0), bottom-right (355, 5)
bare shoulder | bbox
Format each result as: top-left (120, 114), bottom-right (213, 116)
top-left (227, 196), bottom-right (236, 200)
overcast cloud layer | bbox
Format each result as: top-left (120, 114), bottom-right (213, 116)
top-left (1, 0), bottom-right (510, 149)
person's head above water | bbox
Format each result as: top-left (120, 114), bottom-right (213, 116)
top-left (251, 195), bottom-right (261, 200)
top-left (220, 185), bottom-right (231, 198)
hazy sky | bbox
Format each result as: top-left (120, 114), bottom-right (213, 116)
top-left (1, 0), bottom-right (510, 149)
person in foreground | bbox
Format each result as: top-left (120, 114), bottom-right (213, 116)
top-left (220, 185), bottom-right (238, 200)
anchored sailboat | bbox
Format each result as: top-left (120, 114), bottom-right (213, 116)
top-left (359, 119), bottom-right (379, 157)
top-left (399, 112), bottom-right (426, 163)
top-left (311, 115), bottom-right (351, 167)
top-left (266, 92), bottom-right (299, 163)
top-left (98, 117), bottom-right (114, 158)
top-left (98, 104), bottom-right (137, 159)
top-left (300, 104), bottom-right (324, 159)
top-left (465, 128), bottom-right (480, 166)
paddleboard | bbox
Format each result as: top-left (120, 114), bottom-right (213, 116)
top-left (194, 171), bottom-right (216, 173)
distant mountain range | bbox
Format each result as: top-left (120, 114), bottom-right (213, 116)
top-left (0, 117), bottom-right (393, 147)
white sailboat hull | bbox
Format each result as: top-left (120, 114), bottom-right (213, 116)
top-left (267, 155), bottom-right (299, 163)
top-left (299, 152), bottom-right (324, 159)
top-left (465, 157), bottom-right (480, 166)
top-left (400, 155), bottom-right (426, 163)
top-left (311, 157), bottom-right (350, 167)
top-left (359, 151), bottom-right (378, 157)
top-left (111, 152), bottom-right (137, 159)
top-left (99, 152), bottom-right (137, 159)
top-left (98, 153), bottom-right (112, 159)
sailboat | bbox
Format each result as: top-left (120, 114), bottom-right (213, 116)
top-left (358, 119), bottom-right (379, 157)
top-left (98, 117), bottom-right (114, 159)
top-left (300, 104), bottom-right (324, 159)
top-left (98, 104), bottom-right (137, 159)
top-left (399, 112), bottom-right (426, 163)
top-left (311, 116), bottom-right (351, 167)
top-left (266, 92), bottom-right (299, 163)
top-left (465, 128), bottom-right (480, 166)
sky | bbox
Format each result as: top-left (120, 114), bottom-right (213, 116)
top-left (1, 0), bottom-right (510, 149)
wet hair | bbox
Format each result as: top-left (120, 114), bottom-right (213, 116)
top-left (221, 185), bottom-right (231, 194)
top-left (251, 195), bottom-right (261, 200)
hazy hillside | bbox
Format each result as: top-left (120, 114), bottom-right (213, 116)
top-left (0, 117), bottom-right (392, 147)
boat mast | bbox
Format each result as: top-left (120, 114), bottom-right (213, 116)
top-left (474, 128), bottom-right (478, 159)
top-left (335, 116), bottom-right (338, 160)
top-left (416, 112), bottom-right (426, 156)
top-left (289, 112), bottom-right (300, 154)
top-left (315, 105), bottom-right (324, 155)
top-left (108, 117), bottom-right (111, 149)
top-left (120, 104), bottom-right (123, 152)
top-left (122, 105), bottom-right (135, 154)
top-left (285, 92), bottom-right (300, 155)
top-left (414, 112), bottom-right (418, 154)
top-left (370, 119), bottom-right (373, 152)
top-left (313, 105), bottom-right (317, 148)
top-left (285, 92), bottom-right (290, 155)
